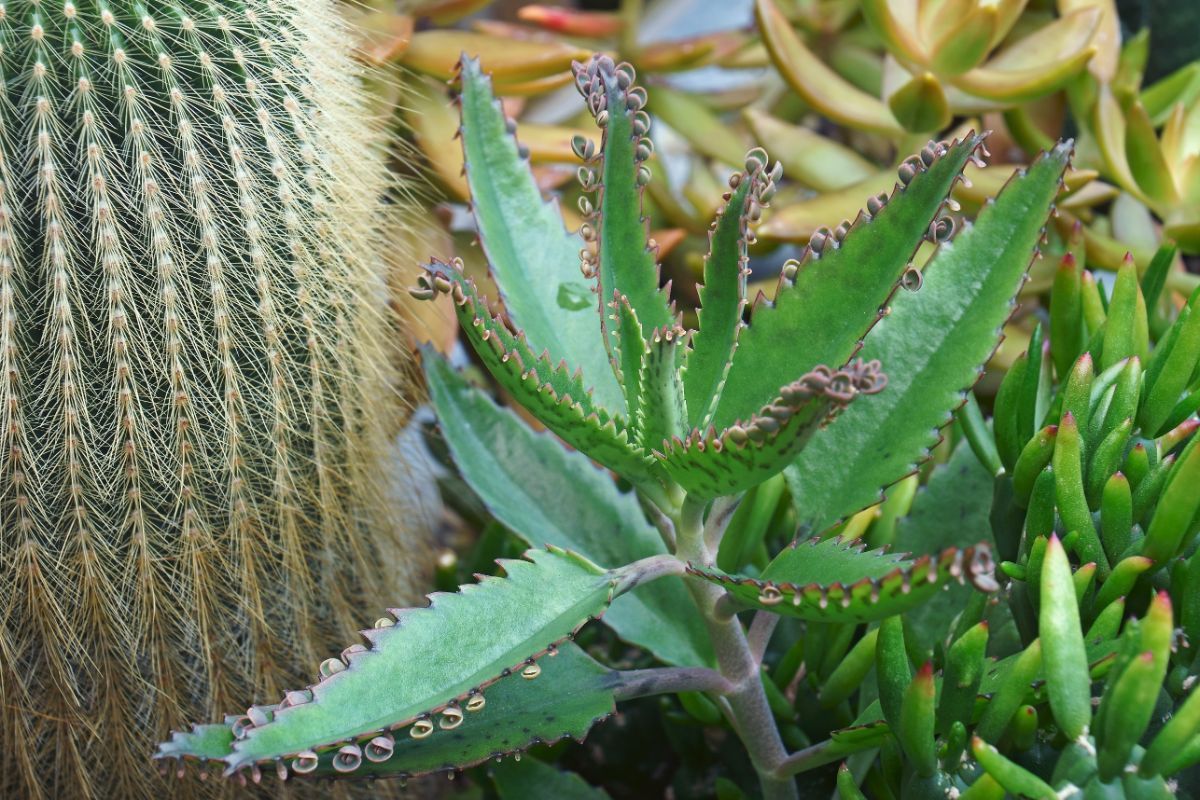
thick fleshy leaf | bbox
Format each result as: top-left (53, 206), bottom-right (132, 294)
top-left (637, 325), bottom-right (689, 454)
top-left (404, 31), bottom-right (588, 82)
top-left (888, 73), bottom-right (952, 133)
top-left (756, 0), bottom-right (903, 135)
top-left (742, 110), bottom-right (876, 192)
top-left (221, 547), bottom-right (624, 770)
top-left (711, 134), bottom-right (984, 431)
top-left (458, 57), bottom-right (624, 413)
top-left (662, 361), bottom-right (886, 500)
top-left (493, 749), bottom-right (612, 799)
top-left (893, 440), bottom-right (999, 659)
top-left (573, 57), bottom-right (674, 367)
top-left (649, 85), bottom-right (747, 167)
top-left (413, 263), bottom-right (657, 485)
top-left (785, 141), bottom-right (1071, 532)
top-left (682, 160), bottom-right (766, 429)
top-left (158, 644), bottom-right (616, 782)
top-left (758, 170), bottom-right (899, 242)
top-left (424, 352), bottom-right (712, 668)
top-left (686, 537), bottom-right (997, 622)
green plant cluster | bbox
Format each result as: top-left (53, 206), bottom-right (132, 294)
top-left (156, 49), bottom-right (1200, 799)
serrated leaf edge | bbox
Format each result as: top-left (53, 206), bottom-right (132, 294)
top-left (188, 546), bottom-right (616, 776)
top-left (686, 538), bottom-right (998, 613)
top-left (806, 140), bottom-right (1076, 533)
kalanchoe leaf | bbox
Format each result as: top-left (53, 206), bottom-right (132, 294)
top-left (710, 133), bottom-right (985, 432)
top-left (412, 262), bottom-right (658, 485)
top-left (455, 56), bottom-right (623, 413)
top-left (682, 155), bottom-right (776, 429)
top-left (686, 536), bottom-right (998, 622)
top-left (213, 547), bottom-right (621, 772)
top-left (424, 351), bottom-right (712, 668)
top-left (636, 324), bottom-right (689, 454)
top-left (610, 294), bottom-right (646, 429)
top-left (786, 141), bottom-right (1072, 532)
top-left (158, 720), bottom-right (238, 768)
top-left (572, 56), bottom-right (674, 367)
top-left (156, 644), bottom-right (616, 783)
top-left (661, 360), bottom-right (887, 500)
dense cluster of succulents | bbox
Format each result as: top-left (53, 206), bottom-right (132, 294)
top-left (0, 0), bottom-right (412, 797)
top-left (153, 47), bottom-right (1200, 798)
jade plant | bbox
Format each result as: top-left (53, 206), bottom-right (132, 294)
top-left (153, 52), bottom-right (1179, 797)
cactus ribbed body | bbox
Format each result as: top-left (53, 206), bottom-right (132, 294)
top-left (0, 0), bottom-right (408, 796)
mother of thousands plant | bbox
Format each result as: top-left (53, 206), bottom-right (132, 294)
top-left (155, 53), bottom-right (1171, 797)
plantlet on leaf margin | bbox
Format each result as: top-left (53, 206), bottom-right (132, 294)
top-left (159, 52), bottom-right (1075, 799)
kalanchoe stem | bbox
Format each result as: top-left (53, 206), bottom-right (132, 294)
top-left (610, 667), bottom-right (734, 700)
top-left (675, 497), bottom-right (798, 800)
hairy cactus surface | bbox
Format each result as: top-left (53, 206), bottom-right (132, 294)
top-left (0, 0), bottom-right (408, 797)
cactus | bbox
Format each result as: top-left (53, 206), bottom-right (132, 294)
top-left (154, 54), bottom-right (1086, 798)
top-left (0, 0), bottom-right (409, 797)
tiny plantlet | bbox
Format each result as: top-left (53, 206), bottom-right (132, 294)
top-left (159, 53), bottom-right (1200, 798)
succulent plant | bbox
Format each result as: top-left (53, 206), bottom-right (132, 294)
top-left (0, 0), bottom-right (412, 796)
top-left (153, 52), bottom-right (1095, 798)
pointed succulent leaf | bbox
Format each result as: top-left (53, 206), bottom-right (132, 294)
top-left (492, 744), bottom-right (613, 799)
top-left (219, 547), bottom-right (625, 771)
top-left (610, 295), bottom-right (646, 429)
top-left (756, 0), bottom-right (903, 135)
top-left (662, 360), bottom-right (886, 500)
top-left (710, 134), bottom-right (984, 431)
top-left (786, 142), bottom-right (1072, 532)
top-left (742, 110), bottom-right (875, 192)
top-left (949, 47), bottom-right (1099, 104)
top-left (456, 57), bottom-right (623, 412)
top-left (413, 262), bottom-right (657, 485)
top-left (157, 720), bottom-right (238, 766)
top-left (424, 352), bottom-right (711, 668)
top-left (686, 537), bottom-right (998, 622)
top-left (157, 644), bottom-right (616, 783)
top-left (637, 325), bottom-right (689, 454)
top-left (888, 73), bottom-right (952, 133)
top-left (405, 31), bottom-right (588, 82)
top-left (572, 56), bottom-right (674, 367)
top-left (682, 156), bottom-right (775, 428)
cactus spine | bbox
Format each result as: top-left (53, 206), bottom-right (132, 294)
top-left (0, 0), bottom-right (410, 796)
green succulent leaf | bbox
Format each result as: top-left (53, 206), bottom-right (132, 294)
top-left (786, 141), bottom-right (1072, 532)
top-left (414, 262), bottom-right (658, 485)
top-left (893, 440), bottom-right (999, 659)
top-left (661, 360), bottom-right (886, 500)
top-left (219, 547), bottom-right (622, 771)
top-left (682, 160), bottom-right (762, 429)
top-left (158, 721), bottom-right (238, 766)
top-left (456, 56), bottom-right (623, 413)
top-left (492, 749), bottom-right (613, 799)
top-left (573, 57), bottom-right (674, 366)
top-left (686, 536), bottom-right (998, 622)
top-left (636, 324), bottom-right (689, 454)
top-left (710, 134), bottom-right (985, 431)
top-left (424, 352), bottom-right (712, 668)
top-left (756, 0), bottom-right (903, 135)
top-left (158, 644), bottom-right (616, 782)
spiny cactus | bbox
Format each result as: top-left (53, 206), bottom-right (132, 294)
top-left (0, 0), bottom-right (410, 797)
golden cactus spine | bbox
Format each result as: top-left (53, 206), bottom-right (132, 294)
top-left (0, 0), bottom-right (413, 796)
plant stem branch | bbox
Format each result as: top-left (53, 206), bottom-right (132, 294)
top-left (704, 495), bottom-right (741, 552)
top-left (675, 497), bottom-right (798, 800)
top-left (747, 611), bottom-right (781, 665)
top-left (610, 667), bottom-right (733, 701)
top-left (640, 495), bottom-right (677, 551)
top-left (770, 740), bottom-right (837, 779)
top-left (616, 554), bottom-right (687, 594)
